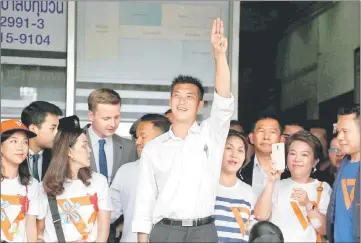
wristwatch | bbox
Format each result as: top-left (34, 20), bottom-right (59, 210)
top-left (307, 203), bottom-right (315, 211)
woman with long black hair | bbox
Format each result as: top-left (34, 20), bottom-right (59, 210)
top-left (1, 119), bottom-right (39, 242)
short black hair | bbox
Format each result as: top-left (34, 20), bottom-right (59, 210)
top-left (170, 75), bottom-right (205, 101)
top-left (251, 111), bottom-right (283, 133)
top-left (129, 119), bottom-right (140, 139)
top-left (21, 101), bottom-right (63, 128)
top-left (337, 105), bottom-right (360, 119)
top-left (249, 221), bottom-right (284, 243)
top-left (140, 113), bottom-right (171, 134)
top-left (282, 118), bottom-right (306, 130)
top-left (164, 109), bottom-right (172, 115)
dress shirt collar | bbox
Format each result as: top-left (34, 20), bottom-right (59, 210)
top-left (88, 125), bottom-right (112, 145)
top-left (254, 154), bottom-right (260, 168)
top-left (167, 121), bottom-right (201, 140)
top-left (29, 148), bottom-right (44, 158)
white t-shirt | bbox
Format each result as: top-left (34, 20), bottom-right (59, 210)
top-left (38, 172), bottom-right (113, 242)
top-left (109, 160), bottom-right (139, 242)
top-left (1, 177), bottom-right (39, 242)
top-left (214, 179), bottom-right (257, 243)
top-left (270, 178), bottom-right (332, 242)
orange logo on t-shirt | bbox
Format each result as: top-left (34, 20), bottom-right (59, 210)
top-left (57, 193), bottom-right (99, 241)
top-left (341, 179), bottom-right (356, 210)
top-left (1, 194), bottom-right (28, 241)
top-left (230, 207), bottom-right (251, 236)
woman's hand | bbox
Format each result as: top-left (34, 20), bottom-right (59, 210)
top-left (291, 188), bottom-right (311, 207)
top-left (267, 161), bottom-right (284, 183)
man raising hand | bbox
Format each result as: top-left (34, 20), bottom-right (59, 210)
top-left (132, 18), bottom-right (234, 243)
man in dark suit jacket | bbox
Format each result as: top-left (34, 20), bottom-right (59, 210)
top-left (84, 124), bottom-right (137, 182)
top-left (86, 88), bottom-right (137, 183)
top-left (237, 113), bottom-right (290, 197)
top-left (86, 88), bottom-right (137, 243)
top-left (21, 101), bottom-right (63, 181)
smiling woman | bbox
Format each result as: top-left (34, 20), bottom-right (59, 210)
top-left (0, 119), bottom-right (39, 243)
top-left (254, 130), bottom-right (332, 243)
top-left (36, 115), bottom-right (113, 243)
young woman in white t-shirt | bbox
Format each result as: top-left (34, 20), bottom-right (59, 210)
top-left (0, 119), bottom-right (39, 242)
top-left (215, 130), bottom-right (257, 243)
top-left (36, 115), bottom-right (112, 242)
top-left (254, 130), bottom-right (332, 242)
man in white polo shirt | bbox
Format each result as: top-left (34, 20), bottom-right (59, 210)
top-left (132, 18), bottom-right (234, 243)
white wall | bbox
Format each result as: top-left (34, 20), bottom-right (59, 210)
top-left (277, 1), bottom-right (360, 118)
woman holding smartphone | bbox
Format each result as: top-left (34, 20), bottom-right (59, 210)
top-left (254, 130), bottom-right (332, 242)
top-left (37, 115), bottom-right (112, 242)
top-left (1, 119), bottom-right (39, 242)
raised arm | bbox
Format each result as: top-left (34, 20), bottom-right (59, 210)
top-left (212, 18), bottom-right (230, 98)
top-left (206, 18), bottom-right (234, 144)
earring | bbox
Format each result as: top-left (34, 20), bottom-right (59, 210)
top-left (312, 167), bottom-right (316, 173)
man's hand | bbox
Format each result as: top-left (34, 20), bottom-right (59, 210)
top-left (211, 18), bottom-right (228, 57)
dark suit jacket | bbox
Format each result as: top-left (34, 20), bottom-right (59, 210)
top-left (84, 124), bottom-right (138, 183)
top-left (237, 154), bottom-right (290, 186)
top-left (41, 148), bottom-right (52, 180)
top-left (28, 148), bottom-right (52, 181)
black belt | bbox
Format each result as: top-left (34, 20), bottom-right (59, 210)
top-left (160, 216), bottom-right (214, 227)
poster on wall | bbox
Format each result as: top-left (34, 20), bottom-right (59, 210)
top-left (76, 1), bottom-right (230, 86)
top-left (0, 1), bottom-right (67, 52)
top-left (355, 47), bottom-right (360, 104)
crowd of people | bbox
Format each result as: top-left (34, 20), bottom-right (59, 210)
top-left (1, 18), bottom-right (360, 243)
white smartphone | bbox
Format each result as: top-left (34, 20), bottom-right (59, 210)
top-left (271, 143), bottom-right (286, 171)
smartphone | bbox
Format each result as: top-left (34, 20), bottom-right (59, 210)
top-left (271, 143), bottom-right (286, 171)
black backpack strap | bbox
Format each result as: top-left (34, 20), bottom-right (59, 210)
top-left (47, 196), bottom-right (66, 242)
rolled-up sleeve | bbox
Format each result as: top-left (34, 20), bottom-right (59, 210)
top-left (207, 91), bottom-right (235, 142)
top-left (132, 147), bottom-right (158, 234)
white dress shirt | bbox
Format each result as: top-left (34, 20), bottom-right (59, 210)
top-left (132, 91), bottom-right (234, 234)
top-left (88, 125), bottom-right (114, 180)
top-left (28, 149), bottom-right (44, 181)
top-left (252, 155), bottom-right (269, 198)
top-left (110, 160), bottom-right (139, 242)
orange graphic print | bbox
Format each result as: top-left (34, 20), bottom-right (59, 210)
top-left (230, 206), bottom-right (251, 236)
top-left (1, 193), bottom-right (29, 241)
top-left (57, 193), bottom-right (99, 241)
top-left (290, 183), bottom-right (323, 243)
top-left (341, 179), bottom-right (356, 210)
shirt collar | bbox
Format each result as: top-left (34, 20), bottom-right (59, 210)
top-left (254, 155), bottom-right (260, 168)
top-left (29, 149), bottom-right (44, 158)
top-left (88, 125), bottom-right (112, 145)
top-left (167, 122), bottom-right (201, 140)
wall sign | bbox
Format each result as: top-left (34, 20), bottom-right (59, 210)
top-left (0, 1), bottom-right (67, 52)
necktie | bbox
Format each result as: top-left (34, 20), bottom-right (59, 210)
top-left (98, 139), bottom-right (108, 180)
top-left (32, 153), bottom-right (40, 181)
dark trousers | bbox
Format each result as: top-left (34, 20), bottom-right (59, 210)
top-left (149, 221), bottom-right (218, 243)
top-left (107, 215), bottom-right (123, 243)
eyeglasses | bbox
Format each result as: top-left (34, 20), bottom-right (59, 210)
top-left (328, 148), bottom-right (342, 154)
